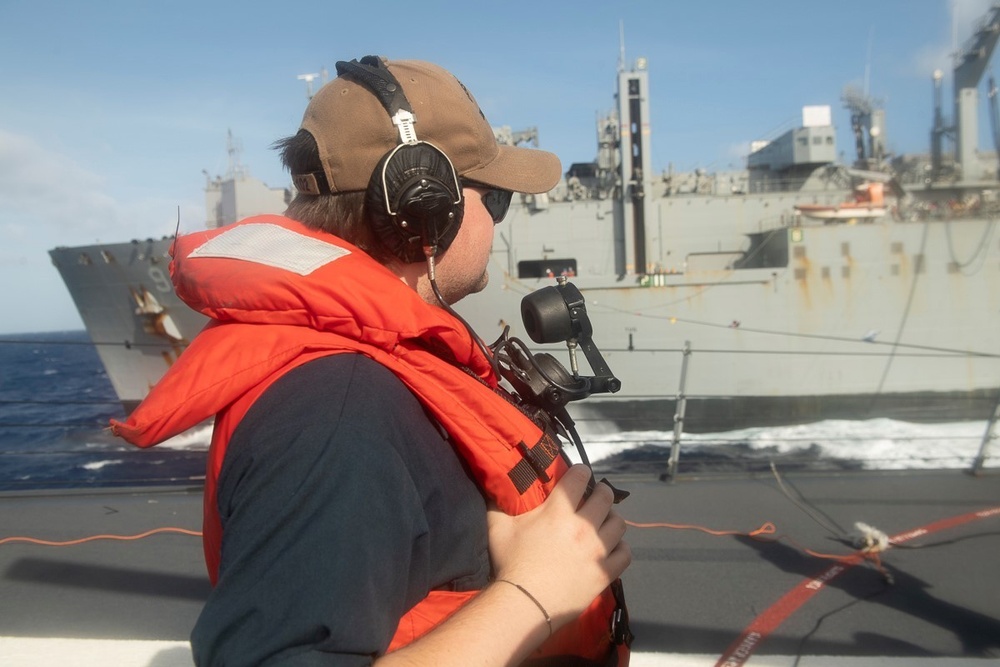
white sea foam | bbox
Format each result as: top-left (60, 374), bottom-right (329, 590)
top-left (579, 418), bottom-right (997, 470)
top-left (81, 459), bottom-right (124, 471)
top-left (155, 424), bottom-right (214, 451)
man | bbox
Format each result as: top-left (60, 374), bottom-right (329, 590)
top-left (112, 56), bottom-right (631, 666)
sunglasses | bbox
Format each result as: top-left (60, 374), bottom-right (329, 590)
top-left (462, 180), bottom-right (513, 224)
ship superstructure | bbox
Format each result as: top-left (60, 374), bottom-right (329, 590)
top-left (50, 11), bottom-right (1000, 431)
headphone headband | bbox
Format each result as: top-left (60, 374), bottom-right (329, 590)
top-left (335, 57), bottom-right (417, 144)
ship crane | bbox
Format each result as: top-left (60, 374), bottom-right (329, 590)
top-left (945, 3), bottom-right (1000, 182)
top-left (989, 74), bottom-right (1000, 178)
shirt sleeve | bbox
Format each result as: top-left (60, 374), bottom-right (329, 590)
top-left (190, 354), bottom-right (487, 666)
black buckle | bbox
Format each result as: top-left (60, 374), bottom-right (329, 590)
top-left (609, 580), bottom-right (633, 646)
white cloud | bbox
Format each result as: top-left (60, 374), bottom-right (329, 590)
top-left (0, 128), bottom-right (204, 332)
top-left (0, 129), bottom-right (121, 237)
top-left (1, 221), bottom-right (28, 242)
top-left (914, 0), bottom-right (1000, 77)
top-left (952, 0), bottom-right (999, 44)
top-left (0, 129), bottom-right (203, 247)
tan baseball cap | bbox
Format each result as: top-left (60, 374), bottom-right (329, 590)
top-left (295, 58), bottom-right (561, 195)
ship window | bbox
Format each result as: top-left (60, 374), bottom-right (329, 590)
top-left (793, 246), bottom-right (806, 259)
top-left (891, 264), bottom-right (900, 276)
top-left (518, 259), bottom-right (578, 279)
top-left (842, 265), bottom-right (851, 278)
top-left (841, 242), bottom-right (850, 257)
top-left (821, 266), bottom-right (830, 278)
top-left (794, 268), bottom-right (806, 280)
top-left (891, 242), bottom-right (904, 254)
top-left (812, 136), bottom-right (822, 145)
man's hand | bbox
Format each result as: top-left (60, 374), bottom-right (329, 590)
top-left (486, 464), bottom-right (631, 628)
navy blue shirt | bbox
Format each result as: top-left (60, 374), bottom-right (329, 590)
top-left (191, 354), bottom-right (490, 665)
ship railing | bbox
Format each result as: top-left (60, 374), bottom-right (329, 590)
top-left (569, 341), bottom-right (1000, 481)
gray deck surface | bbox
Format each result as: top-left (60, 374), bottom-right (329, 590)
top-left (1, 469), bottom-right (998, 663)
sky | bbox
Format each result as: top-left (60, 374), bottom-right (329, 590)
top-left (0, 0), bottom-right (996, 334)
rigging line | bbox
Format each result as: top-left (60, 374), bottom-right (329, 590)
top-left (500, 269), bottom-right (997, 361)
top-left (0, 422), bottom-right (119, 428)
top-left (616, 347), bottom-right (994, 358)
top-left (0, 337), bottom-right (177, 349)
top-left (656, 317), bottom-right (998, 358)
top-left (870, 219), bottom-right (931, 410)
top-left (789, 586), bottom-right (890, 667)
top-left (0, 338), bottom-right (102, 346)
top-left (0, 399), bottom-right (121, 406)
top-left (625, 518), bottom-right (888, 567)
top-left (535, 284), bottom-right (997, 358)
top-left (944, 215), bottom-right (997, 273)
top-left (624, 519), bottom-right (777, 538)
top-left (0, 526), bottom-right (202, 547)
top-left (769, 462), bottom-right (847, 539)
top-left (683, 434), bottom-right (985, 444)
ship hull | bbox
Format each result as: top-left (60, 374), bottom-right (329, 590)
top-left (46, 53), bottom-right (1000, 431)
top-left (49, 238), bottom-right (210, 414)
top-left (50, 202), bottom-right (1000, 431)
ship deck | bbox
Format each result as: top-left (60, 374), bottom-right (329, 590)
top-left (1, 468), bottom-right (999, 666)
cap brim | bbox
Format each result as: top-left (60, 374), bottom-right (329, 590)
top-left (460, 145), bottom-right (562, 195)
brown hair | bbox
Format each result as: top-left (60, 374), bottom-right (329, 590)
top-left (273, 129), bottom-right (394, 264)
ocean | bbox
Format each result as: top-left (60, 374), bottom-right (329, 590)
top-left (0, 330), bottom-right (995, 492)
top-left (0, 330), bottom-right (207, 491)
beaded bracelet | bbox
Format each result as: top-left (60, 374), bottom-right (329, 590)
top-left (495, 578), bottom-right (553, 637)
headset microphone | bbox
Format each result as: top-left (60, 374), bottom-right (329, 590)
top-left (491, 278), bottom-right (622, 470)
top-left (516, 278), bottom-right (621, 398)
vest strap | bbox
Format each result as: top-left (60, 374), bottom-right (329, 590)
top-left (508, 434), bottom-right (561, 494)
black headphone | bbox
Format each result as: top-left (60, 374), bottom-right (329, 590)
top-left (335, 56), bottom-right (464, 264)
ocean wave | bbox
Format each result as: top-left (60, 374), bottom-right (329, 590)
top-left (156, 424), bottom-right (212, 451)
top-left (80, 459), bottom-right (125, 471)
top-left (582, 418), bottom-right (995, 471)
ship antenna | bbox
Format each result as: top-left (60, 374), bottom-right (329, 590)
top-left (297, 72), bottom-right (321, 100)
top-left (225, 129), bottom-right (246, 180)
top-left (618, 20), bottom-right (625, 72)
top-left (864, 25), bottom-right (875, 96)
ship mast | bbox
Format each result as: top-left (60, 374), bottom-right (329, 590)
top-left (612, 27), bottom-right (653, 277)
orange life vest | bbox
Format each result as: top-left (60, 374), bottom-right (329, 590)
top-left (111, 215), bottom-right (630, 664)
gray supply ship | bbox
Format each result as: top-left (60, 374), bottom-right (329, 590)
top-left (49, 12), bottom-right (1000, 433)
